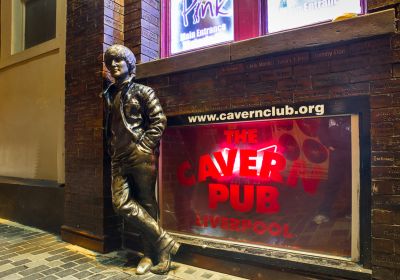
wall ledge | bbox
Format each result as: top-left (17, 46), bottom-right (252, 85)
top-left (137, 9), bottom-right (395, 79)
top-left (61, 225), bottom-right (121, 254)
top-left (0, 176), bottom-right (61, 188)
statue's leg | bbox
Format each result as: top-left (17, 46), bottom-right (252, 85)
top-left (111, 172), bottom-right (161, 243)
top-left (112, 175), bottom-right (178, 274)
top-left (129, 167), bottom-right (158, 275)
top-left (127, 150), bottom-right (180, 274)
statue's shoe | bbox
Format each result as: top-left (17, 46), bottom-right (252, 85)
top-left (136, 257), bottom-right (153, 275)
top-left (150, 233), bottom-right (180, 275)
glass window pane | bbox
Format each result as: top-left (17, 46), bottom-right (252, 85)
top-left (161, 115), bottom-right (356, 258)
top-left (170, 0), bottom-right (234, 54)
top-left (25, 0), bottom-right (56, 49)
top-left (267, 0), bottom-right (362, 33)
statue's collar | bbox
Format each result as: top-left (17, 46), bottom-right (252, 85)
top-left (115, 76), bottom-right (134, 91)
top-left (103, 76), bottom-right (135, 97)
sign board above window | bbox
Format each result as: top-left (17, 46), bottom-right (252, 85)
top-left (170, 0), bottom-right (234, 54)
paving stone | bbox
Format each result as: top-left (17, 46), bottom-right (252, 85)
top-left (62, 276), bottom-right (78, 280)
top-left (25, 260), bottom-right (53, 269)
top-left (19, 265), bottom-right (50, 276)
top-left (22, 272), bottom-right (46, 280)
top-left (44, 240), bottom-right (65, 247)
top-left (0, 264), bottom-right (15, 272)
top-left (11, 259), bottom-right (31, 266)
top-left (31, 247), bottom-right (52, 255)
top-left (47, 260), bottom-right (64, 268)
top-left (74, 256), bottom-right (92, 264)
top-left (46, 251), bottom-right (75, 262)
top-left (20, 243), bottom-right (39, 249)
top-left (88, 266), bottom-right (108, 273)
top-left (55, 268), bottom-right (79, 277)
top-left (87, 274), bottom-right (105, 280)
top-left (46, 255), bottom-right (64, 262)
top-left (0, 265), bottom-right (28, 278)
top-left (41, 276), bottom-right (59, 280)
top-left (3, 273), bottom-right (23, 280)
top-left (9, 254), bottom-right (31, 262)
top-left (60, 255), bottom-right (85, 263)
top-left (0, 252), bottom-right (18, 260)
top-left (14, 247), bottom-right (31, 253)
top-left (16, 247), bottom-right (41, 255)
top-left (0, 248), bottom-right (14, 256)
top-left (104, 273), bottom-right (131, 280)
top-left (145, 274), bottom-right (169, 280)
top-left (45, 243), bottom-right (66, 251)
top-left (201, 272), bottom-right (214, 278)
top-left (48, 248), bottom-right (69, 255)
top-left (60, 262), bottom-right (79, 269)
top-left (0, 259), bottom-right (12, 266)
top-left (26, 237), bottom-right (51, 244)
top-left (74, 263), bottom-right (94, 271)
top-left (73, 270), bottom-right (94, 279)
top-left (6, 242), bottom-right (25, 249)
top-left (41, 267), bottom-right (64, 276)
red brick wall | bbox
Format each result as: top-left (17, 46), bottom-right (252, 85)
top-left (124, 0), bottom-right (160, 63)
top-left (136, 34), bottom-right (400, 279)
top-left (63, 0), bottom-right (400, 277)
top-left (370, 38), bottom-right (400, 279)
top-left (63, 0), bottom-right (161, 254)
top-left (63, 0), bottom-right (124, 253)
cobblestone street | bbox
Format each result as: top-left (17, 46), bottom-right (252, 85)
top-left (0, 219), bottom-right (246, 280)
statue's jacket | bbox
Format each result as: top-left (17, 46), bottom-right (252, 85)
top-left (103, 79), bottom-right (167, 156)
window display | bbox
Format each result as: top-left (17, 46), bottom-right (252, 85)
top-left (160, 114), bottom-right (359, 258)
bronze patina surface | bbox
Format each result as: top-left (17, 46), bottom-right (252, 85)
top-left (103, 44), bottom-right (179, 275)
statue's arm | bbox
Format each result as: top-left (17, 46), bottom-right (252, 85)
top-left (137, 87), bottom-right (167, 154)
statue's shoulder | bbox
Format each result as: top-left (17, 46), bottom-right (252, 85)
top-left (129, 82), bottom-right (155, 97)
top-left (103, 83), bottom-right (116, 97)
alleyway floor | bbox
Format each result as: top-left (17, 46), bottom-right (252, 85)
top-left (0, 219), bottom-right (246, 280)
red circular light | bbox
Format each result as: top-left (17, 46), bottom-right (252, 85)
top-left (302, 139), bottom-right (328, 163)
top-left (296, 119), bottom-right (320, 137)
top-left (278, 134), bottom-right (300, 161)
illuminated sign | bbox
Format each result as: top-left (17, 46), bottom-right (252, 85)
top-left (160, 100), bottom-right (363, 258)
top-left (171, 0), bottom-right (234, 54)
top-left (267, 0), bottom-right (362, 33)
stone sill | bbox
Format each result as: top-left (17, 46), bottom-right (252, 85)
top-left (137, 9), bottom-right (395, 79)
top-left (175, 233), bottom-right (372, 280)
top-left (0, 39), bottom-right (60, 70)
top-left (0, 176), bottom-right (61, 188)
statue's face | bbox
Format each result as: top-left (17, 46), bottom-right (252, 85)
top-left (109, 58), bottom-right (130, 81)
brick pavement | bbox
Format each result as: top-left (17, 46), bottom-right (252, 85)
top-left (0, 219), bottom-right (246, 280)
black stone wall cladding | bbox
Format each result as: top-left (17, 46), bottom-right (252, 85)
top-left (0, 183), bottom-right (64, 233)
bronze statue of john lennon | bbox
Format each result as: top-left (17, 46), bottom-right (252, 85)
top-left (102, 44), bottom-right (179, 275)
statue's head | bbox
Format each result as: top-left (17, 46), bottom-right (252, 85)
top-left (104, 45), bottom-right (136, 80)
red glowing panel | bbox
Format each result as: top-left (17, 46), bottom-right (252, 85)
top-left (160, 116), bottom-right (353, 257)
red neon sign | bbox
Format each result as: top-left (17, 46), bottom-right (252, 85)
top-left (161, 117), bottom-right (352, 257)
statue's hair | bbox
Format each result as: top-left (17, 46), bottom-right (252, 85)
top-left (104, 45), bottom-right (136, 75)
